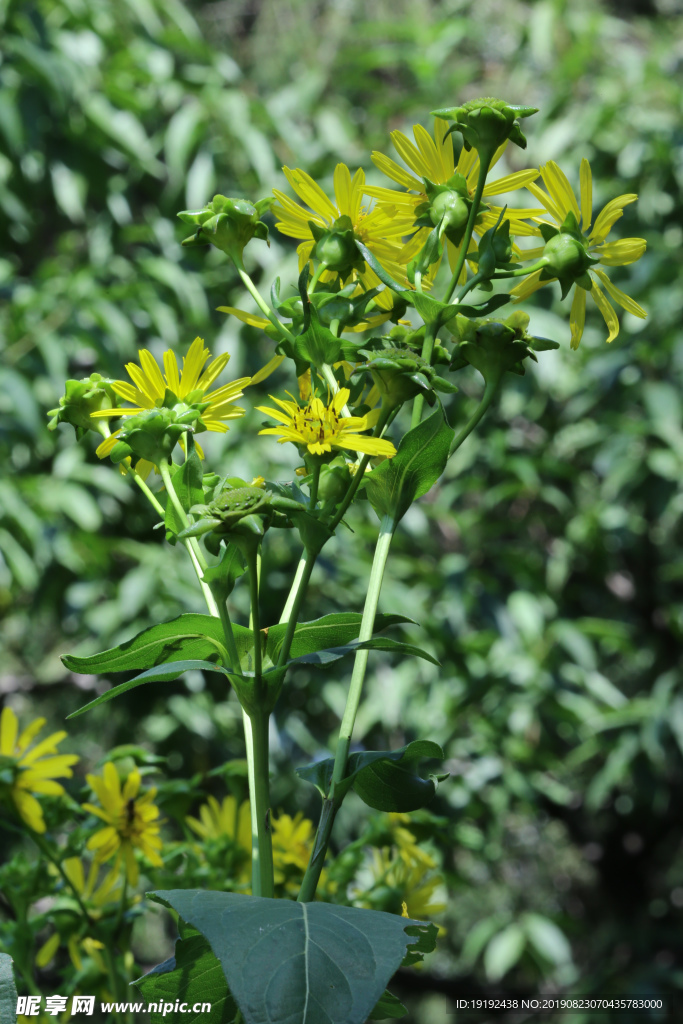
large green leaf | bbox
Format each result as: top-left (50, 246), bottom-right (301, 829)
top-left (134, 929), bottom-right (238, 1024)
top-left (62, 614), bottom-right (233, 675)
top-left (296, 740), bottom-right (447, 812)
top-left (368, 990), bottom-right (407, 1020)
top-left (150, 891), bottom-right (437, 1024)
top-left (365, 407), bottom-right (454, 524)
top-left (0, 954), bottom-right (17, 1024)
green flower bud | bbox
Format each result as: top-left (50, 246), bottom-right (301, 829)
top-left (353, 346), bottom-right (457, 409)
top-left (48, 374), bottom-right (119, 440)
top-left (178, 195), bottom-right (271, 263)
top-left (310, 215), bottom-right (365, 276)
top-left (109, 399), bottom-right (209, 468)
top-left (414, 175), bottom-right (473, 248)
top-left (318, 457), bottom-right (352, 505)
top-left (431, 97), bottom-right (538, 155)
top-left (450, 311), bottom-right (558, 381)
top-left (538, 212), bottom-right (599, 298)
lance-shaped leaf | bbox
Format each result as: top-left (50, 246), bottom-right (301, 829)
top-left (149, 890), bottom-right (437, 1024)
top-left (365, 407), bottom-right (454, 525)
top-left (67, 659), bottom-right (238, 718)
top-left (264, 612), bottom-right (415, 664)
top-left (297, 739), bottom-right (447, 812)
top-left (286, 636), bottom-right (439, 668)
top-left (62, 614), bottom-right (235, 676)
top-left (0, 954), bottom-right (17, 1024)
top-left (134, 929), bottom-right (238, 1024)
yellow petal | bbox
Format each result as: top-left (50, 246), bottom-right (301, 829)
top-left (0, 707), bottom-right (18, 756)
top-left (510, 268), bottom-right (549, 302)
top-left (580, 158), bottom-right (593, 233)
top-left (180, 337), bottom-right (210, 394)
top-left (138, 350), bottom-right (166, 399)
top-left (590, 194), bottom-right (637, 244)
top-left (217, 306), bottom-right (270, 329)
top-left (370, 151), bottom-right (422, 191)
top-left (283, 166), bottom-right (338, 221)
top-left (590, 280), bottom-right (620, 343)
top-left (542, 161), bottom-right (580, 222)
top-left (483, 169), bottom-right (539, 197)
top-left (163, 350), bottom-right (181, 395)
top-left (36, 932), bottom-right (60, 968)
top-left (250, 354), bottom-right (286, 386)
top-left (592, 237), bottom-right (646, 266)
top-left (593, 268), bottom-right (647, 319)
top-left (570, 285), bottom-right (587, 350)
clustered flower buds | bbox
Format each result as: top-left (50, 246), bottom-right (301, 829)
top-left (178, 195), bottom-right (272, 263)
top-left (431, 97), bottom-right (538, 155)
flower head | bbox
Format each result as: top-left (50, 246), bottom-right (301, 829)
top-left (271, 163), bottom-right (415, 314)
top-left (83, 762), bottom-right (163, 886)
top-left (365, 119), bottom-right (541, 286)
top-left (511, 159), bottom-right (647, 347)
top-left (257, 388), bottom-right (396, 458)
top-left (187, 794), bottom-right (252, 884)
top-left (0, 707), bottom-right (78, 833)
top-left (91, 337), bottom-right (250, 465)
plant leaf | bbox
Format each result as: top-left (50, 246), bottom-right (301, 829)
top-left (365, 407), bottom-right (454, 524)
top-left (0, 954), bottom-right (17, 1024)
top-left (134, 930), bottom-right (238, 1024)
top-left (286, 636), bottom-right (439, 668)
top-left (368, 989), bottom-right (407, 1020)
top-left (297, 739), bottom-right (446, 812)
top-left (62, 614), bottom-right (234, 676)
top-left (149, 891), bottom-right (437, 1024)
top-left (264, 612), bottom-right (416, 663)
top-left (67, 660), bottom-right (235, 718)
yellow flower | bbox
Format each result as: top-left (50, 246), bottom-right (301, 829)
top-left (0, 707), bottom-right (78, 833)
top-left (272, 163), bottom-right (416, 314)
top-left (90, 337), bottom-right (251, 463)
top-left (366, 118), bottom-right (541, 284)
top-left (257, 388), bottom-right (396, 458)
top-left (271, 812), bottom-right (314, 877)
top-left (83, 762), bottom-right (163, 886)
top-left (511, 159), bottom-right (647, 347)
top-left (38, 858), bottom-right (122, 973)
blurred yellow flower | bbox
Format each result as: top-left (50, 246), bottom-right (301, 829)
top-left (257, 388), bottom-right (396, 458)
top-left (511, 159), bottom-right (647, 347)
top-left (0, 707), bottom-right (78, 833)
top-left (83, 762), bottom-right (163, 886)
top-left (91, 337), bottom-right (251, 466)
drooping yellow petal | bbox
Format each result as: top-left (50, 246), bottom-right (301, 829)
top-left (217, 306), bottom-right (270, 329)
top-left (250, 354), bottom-right (286, 386)
top-left (592, 238), bottom-right (647, 266)
top-left (590, 280), bottom-right (620, 343)
top-left (579, 158), bottom-right (593, 232)
top-left (589, 194), bottom-right (637, 244)
top-left (593, 268), bottom-right (647, 319)
top-left (0, 707), bottom-right (18, 756)
top-left (569, 285), bottom-right (587, 350)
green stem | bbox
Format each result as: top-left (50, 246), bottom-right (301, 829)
top-left (158, 459), bottom-right (220, 613)
top-left (308, 463), bottom-right (321, 510)
top-left (445, 148), bottom-right (494, 303)
top-left (127, 468), bottom-right (165, 517)
top-left (279, 551), bottom-right (309, 625)
top-left (328, 455), bottom-right (370, 532)
top-left (216, 592), bottom-right (242, 675)
top-left (491, 257), bottom-right (549, 280)
top-left (449, 370), bottom-right (503, 458)
top-left (31, 833), bottom-right (93, 927)
top-left (411, 320), bottom-right (438, 428)
top-left (246, 543), bottom-right (262, 683)
top-left (297, 514), bottom-right (395, 902)
top-left (236, 260), bottom-right (296, 344)
top-left (276, 549), bottom-right (317, 668)
top-left (103, 943), bottom-right (131, 1024)
top-left (309, 261), bottom-right (326, 293)
top-left (247, 708), bottom-right (274, 898)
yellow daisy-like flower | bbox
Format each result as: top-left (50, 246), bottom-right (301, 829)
top-left (257, 388), bottom-right (396, 458)
top-left (272, 163), bottom-right (418, 315)
top-left (90, 337), bottom-right (251, 462)
top-left (365, 118), bottom-right (542, 284)
top-left (511, 159), bottom-right (647, 348)
top-left (83, 762), bottom-right (163, 886)
top-left (271, 811), bottom-right (314, 878)
top-left (0, 707), bottom-right (78, 833)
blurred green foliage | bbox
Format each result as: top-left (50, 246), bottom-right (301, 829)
top-left (2, 0), bottom-right (683, 1020)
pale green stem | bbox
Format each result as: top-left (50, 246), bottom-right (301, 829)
top-left (297, 515), bottom-right (395, 902)
top-left (491, 257), bottom-right (549, 281)
top-left (247, 708), bottom-right (274, 898)
top-left (449, 370), bottom-right (503, 458)
top-left (235, 260), bottom-right (296, 344)
top-left (158, 459), bottom-right (219, 614)
top-left (276, 551), bottom-right (317, 668)
top-left (127, 468), bottom-right (165, 517)
top-left (309, 261), bottom-right (326, 293)
top-left (411, 320), bottom-right (437, 428)
top-left (445, 148), bottom-right (494, 303)
top-left (246, 544), bottom-right (262, 682)
top-left (279, 552), bottom-right (309, 625)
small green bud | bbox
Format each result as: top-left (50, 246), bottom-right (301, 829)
top-left (178, 195), bottom-right (271, 263)
top-left (538, 212), bottom-right (599, 298)
top-left (310, 216), bottom-right (365, 276)
top-left (318, 457), bottom-right (352, 505)
top-left (48, 374), bottom-right (119, 440)
top-left (109, 399), bottom-right (209, 468)
top-left (431, 97), bottom-right (538, 155)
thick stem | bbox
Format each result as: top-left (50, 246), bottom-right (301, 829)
top-left (246, 543), bottom-right (262, 683)
top-left (279, 551), bottom-right (309, 625)
top-left (445, 148), bottom-right (494, 303)
top-left (247, 708), bottom-right (274, 898)
top-left (297, 515), bottom-right (395, 902)
top-left (449, 370), bottom-right (503, 458)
